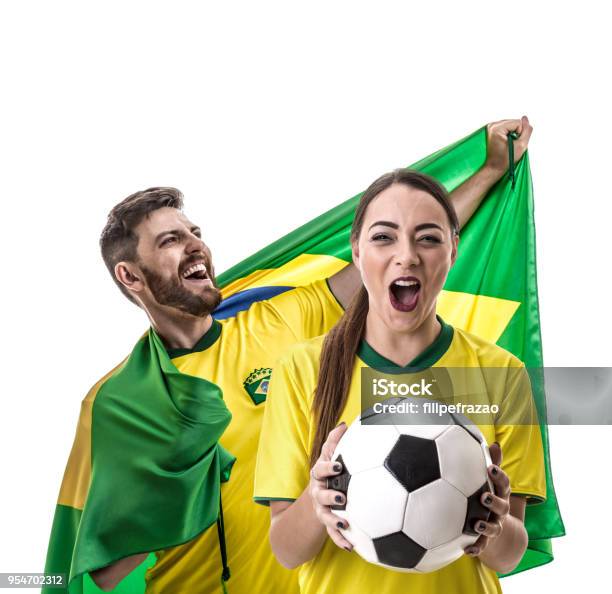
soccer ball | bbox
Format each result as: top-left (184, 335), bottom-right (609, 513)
top-left (328, 397), bottom-right (493, 573)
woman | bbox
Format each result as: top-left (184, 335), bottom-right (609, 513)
top-left (254, 169), bottom-right (546, 594)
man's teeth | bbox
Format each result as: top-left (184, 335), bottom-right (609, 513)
top-left (182, 263), bottom-right (207, 278)
top-left (393, 280), bottom-right (419, 287)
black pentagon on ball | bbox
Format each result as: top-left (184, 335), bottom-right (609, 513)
top-left (327, 454), bottom-right (351, 511)
top-left (384, 434), bottom-right (440, 492)
top-left (373, 531), bottom-right (427, 568)
top-left (463, 482), bottom-right (492, 536)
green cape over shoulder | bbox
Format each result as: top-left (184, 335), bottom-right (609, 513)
top-left (43, 329), bottom-right (234, 593)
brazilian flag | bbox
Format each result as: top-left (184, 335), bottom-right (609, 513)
top-left (43, 126), bottom-right (564, 593)
top-left (217, 126), bottom-right (565, 576)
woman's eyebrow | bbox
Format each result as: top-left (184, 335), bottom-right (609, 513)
top-left (368, 220), bottom-right (399, 231)
top-left (367, 221), bottom-right (444, 232)
top-left (415, 223), bottom-right (443, 232)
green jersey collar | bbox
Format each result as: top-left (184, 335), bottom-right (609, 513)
top-left (166, 319), bottom-right (222, 359)
top-left (357, 316), bottom-right (454, 374)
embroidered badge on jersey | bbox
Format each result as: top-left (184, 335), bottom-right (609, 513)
top-left (243, 368), bottom-right (272, 405)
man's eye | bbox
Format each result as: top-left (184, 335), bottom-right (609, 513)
top-left (161, 236), bottom-right (177, 246)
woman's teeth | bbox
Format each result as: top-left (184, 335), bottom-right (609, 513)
top-left (389, 279), bottom-right (420, 311)
top-left (393, 279), bottom-right (419, 287)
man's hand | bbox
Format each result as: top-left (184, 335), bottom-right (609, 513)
top-left (484, 116), bottom-right (533, 176)
top-left (441, 115), bottom-right (534, 230)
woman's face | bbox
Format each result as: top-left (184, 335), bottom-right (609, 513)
top-left (353, 183), bottom-right (458, 334)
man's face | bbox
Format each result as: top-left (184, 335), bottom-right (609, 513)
top-left (131, 207), bottom-right (221, 317)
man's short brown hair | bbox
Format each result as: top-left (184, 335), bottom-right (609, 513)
top-left (100, 187), bottom-right (184, 304)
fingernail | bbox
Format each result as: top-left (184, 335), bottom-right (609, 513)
top-left (333, 463), bottom-right (342, 473)
top-left (343, 545), bottom-right (352, 552)
top-left (337, 521), bottom-right (345, 529)
top-left (466, 547), bottom-right (478, 556)
top-left (477, 522), bottom-right (486, 532)
top-left (335, 495), bottom-right (344, 503)
top-left (483, 495), bottom-right (493, 506)
top-left (335, 422), bottom-right (347, 428)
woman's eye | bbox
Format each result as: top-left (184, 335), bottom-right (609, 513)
top-left (419, 235), bottom-right (442, 243)
top-left (371, 233), bottom-right (392, 242)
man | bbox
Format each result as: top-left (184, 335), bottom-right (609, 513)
top-left (47, 118), bottom-right (532, 594)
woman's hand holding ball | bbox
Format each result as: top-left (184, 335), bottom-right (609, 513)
top-left (308, 422), bottom-right (354, 552)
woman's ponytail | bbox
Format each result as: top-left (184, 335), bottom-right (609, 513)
top-left (309, 286), bottom-right (368, 466)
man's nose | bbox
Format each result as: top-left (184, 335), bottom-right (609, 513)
top-left (186, 233), bottom-right (206, 254)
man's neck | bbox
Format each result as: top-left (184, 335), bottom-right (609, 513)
top-left (146, 306), bottom-right (214, 351)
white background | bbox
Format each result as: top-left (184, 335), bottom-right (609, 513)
top-left (1, 1), bottom-right (610, 592)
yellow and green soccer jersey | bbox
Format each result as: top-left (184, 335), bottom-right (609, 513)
top-left (254, 319), bottom-right (546, 594)
top-left (144, 279), bottom-right (343, 594)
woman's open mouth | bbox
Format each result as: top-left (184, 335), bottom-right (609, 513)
top-left (389, 276), bottom-right (420, 312)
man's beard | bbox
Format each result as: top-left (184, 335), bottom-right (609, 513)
top-left (140, 264), bottom-right (222, 317)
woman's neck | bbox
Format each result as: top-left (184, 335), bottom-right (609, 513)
top-left (363, 310), bottom-right (441, 367)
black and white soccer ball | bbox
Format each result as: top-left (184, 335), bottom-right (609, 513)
top-left (328, 397), bottom-right (493, 573)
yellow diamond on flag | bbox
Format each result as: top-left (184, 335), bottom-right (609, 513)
top-left (437, 290), bottom-right (520, 343)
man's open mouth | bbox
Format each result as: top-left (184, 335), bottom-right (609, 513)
top-left (389, 276), bottom-right (420, 312)
top-left (181, 262), bottom-right (212, 285)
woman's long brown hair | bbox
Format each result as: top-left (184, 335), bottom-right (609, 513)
top-left (309, 169), bottom-right (459, 466)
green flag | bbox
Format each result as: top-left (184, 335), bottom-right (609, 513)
top-left (43, 329), bottom-right (235, 593)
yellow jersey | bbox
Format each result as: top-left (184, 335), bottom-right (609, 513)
top-left (254, 319), bottom-right (546, 594)
top-left (145, 279), bottom-right (343, 594)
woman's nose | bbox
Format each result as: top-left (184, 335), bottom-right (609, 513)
top-left (395, 240), bottom-right (420, 267)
